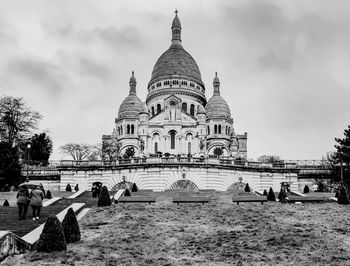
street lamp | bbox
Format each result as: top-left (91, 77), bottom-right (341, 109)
top-left (26, 143), bottom-right (31, 182)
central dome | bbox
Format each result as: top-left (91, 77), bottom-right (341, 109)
top-left (150, 43), bottom-right (203, 85)
top-left (148, 12), bottom-right (203, 87)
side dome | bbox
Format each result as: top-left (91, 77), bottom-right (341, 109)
top-left (206, 73), bottom-right (232, 120)
top-left (206, 96), bottom-right (231, 120)
top-left (118, 71), bottom-right (143, 119)
top-left (140, 102), bottom-right (149, 114)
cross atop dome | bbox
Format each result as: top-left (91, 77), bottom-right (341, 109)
top-left (175, 9), bottom-right (178, 15)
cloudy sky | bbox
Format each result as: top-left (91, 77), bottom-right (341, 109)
top-left (1, 0), bottom-right (350, 160)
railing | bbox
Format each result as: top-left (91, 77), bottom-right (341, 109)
top-left (22, 158), bottom-right (334, 171)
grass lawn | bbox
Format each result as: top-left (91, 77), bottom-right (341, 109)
top-left (3, 191), bottom-right (350, 266)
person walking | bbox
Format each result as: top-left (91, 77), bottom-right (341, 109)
top-left (29, 186), bottom-right (44, 220)
top-left (16, 185), bottom-right (30, 220)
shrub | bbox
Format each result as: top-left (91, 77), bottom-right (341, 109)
top-left (74, 184), bottom-right (79, 192)
top-left (37, 215), bottom-right (66, 252)
top-left (46, 190), bottom-right (52, 199)
top-left (131, 183), bottom-right (138, 192)
top-left (303, 185), bottom-right (310, 193)
top-left (3, 199), bottom-right (9, 207)
top-left (338, 186), bottom-right (350, 205)
top-left (124, 189), bottom-right (131, 197)
top-left (66, 183), bottom-right (72, 192)
top-left (62, 207), bottom-right (81, 243)
top-left (267, 187), bottom-right (276, 201)
top-left (97, 186), bottom-right (112, 207)
top-left (244, 183), bottom-right (251, 192)
top-left (263, 189), bottom-right (267, 196)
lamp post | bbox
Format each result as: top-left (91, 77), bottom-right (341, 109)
top-left (26, 143), bottom-right (31, 182)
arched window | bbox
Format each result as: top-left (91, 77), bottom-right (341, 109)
top-left (127, 125), bottom-right (130, 134)
top-left (218, 125), bottom-right (222, 134)
top-left (154, 142), bottom-right (158, 153)
top-left (157, 104), bottom-right (161, 114)
top-left (120, 126), bottom-right (123, 135)
top-left (188, 142), bottom-right (191, 154)
top-left (214, 125), bottom-right (218, 134)
top-left (170, 130), bottom-right (176, 149)
top-left (190, 104), bottom-right (195, 116)
top-left (151, 107), bottom-right (155, 116)
top-left (207, 126), bottom-right (210, 135)
top-left (182, 102), bottom-right (187, 113)
top-left (186, 133), bottom-right (193, 140)
top-left (131, 125), bottom-right (135, 134)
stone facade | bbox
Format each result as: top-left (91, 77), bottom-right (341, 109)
top-left (102, 12), bottom-right (247, 159)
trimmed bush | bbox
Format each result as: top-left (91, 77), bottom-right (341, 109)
top-left (46, 190), bottom-right (52, 199)
top-left (37, 215), bottom-right (66, 252)
top-left (131, 183), bottom-right (138, 192)
top-left (263, 190), bottom-right (267, 196)
top-left (3, 199), bottom-right (9, 207)
top-left (97, 186), bottom-right (112, 207)
top-left (338, 186), bottom-right (350, 205)
top-left (66, 183), bottom-right (72, 192)
top-left (62, 207), bottom-right (81, 243)
top-left (267, 187), bottom-right (276, 201)
top-left (244, 183), bottom-right (251, 192)
top-left (124, 189), bottom-right (131, 197)
top-left (74, 184), bottom-right (79, 192)
top-left (303, 185), bottom-right (310, 193)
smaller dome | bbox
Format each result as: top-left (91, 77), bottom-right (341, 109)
top-left (140, 102), bottom-right (149, 114)
top-left (206, 95), bottom-right (231, 120)
top-left (197, 105), bottom-right (206, 114)
top-left (118, 94), bottom-right (142, 119)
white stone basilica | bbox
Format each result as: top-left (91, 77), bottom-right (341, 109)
top-left (102, 12), bottom-right (247, 159)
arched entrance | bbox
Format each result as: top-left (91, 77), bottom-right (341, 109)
top-left (227, 182), bottom-right (246, 191)
top-left (111, 181), bottom-right (134, 191)
top-left (170, 180), bottom-right (199, 192)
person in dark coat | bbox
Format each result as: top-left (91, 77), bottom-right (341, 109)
top-left (2, 184), bottom-right (10, 192)
top-left (16, 185), bottom-right (30, 220)
top-left (92, 184), bottom-right (97, 198)
top-left (29, 186), bottom-right (44, 220)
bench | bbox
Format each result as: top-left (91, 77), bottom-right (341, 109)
top-left (287, 196), bottom-right (329, 203)
top-left (172, 197), bottom-right (210, 205)
top-left (117, 196), bottom-right (156, 204)
top-left (232, 196), bottom-right (267, 205)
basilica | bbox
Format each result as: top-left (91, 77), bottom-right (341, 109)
top-left (102, 12), bottom-right (247, 159)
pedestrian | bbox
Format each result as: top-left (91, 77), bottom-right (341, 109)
top-left (92, 184), bottom-right (97, 198)
top-left (29, 185), bottom-right (44, 220)
top-left (16, 185), bottom-right (30, 220)
top-left (2, 184), bottom-right (10, 192)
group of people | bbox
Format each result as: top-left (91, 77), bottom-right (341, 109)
top-left (16, 185), bottom-right (44, 220)
top-left (91, 183), bottom-right (102, 198)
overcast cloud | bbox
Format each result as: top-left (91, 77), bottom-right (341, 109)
top-left (0, 0), bottom-right (349, 160)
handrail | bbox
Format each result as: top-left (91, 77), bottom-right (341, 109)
top-left (21, 157), bottom-right (335, 171)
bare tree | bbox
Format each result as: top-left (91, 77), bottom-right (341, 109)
top-left (0, 96), bottom-right (43, 146)
top-left (102, 140), bottom-right (120, 160)
top-left (257, 155), bottom-right (284, 164)
top-left (60, 143), bottom-right (92, 161)
top-left (88, 143), bottom-right (103, 160)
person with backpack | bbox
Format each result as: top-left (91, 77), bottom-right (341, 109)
top-left (29, 186), bottom-right (44, 220)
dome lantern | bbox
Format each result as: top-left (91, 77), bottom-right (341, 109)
top-left (171, 10), bottom-right (182, 45)
top-left (213, 72), bottom-right (220, 95)
top-left (129, 71), bottom-right (137, 94)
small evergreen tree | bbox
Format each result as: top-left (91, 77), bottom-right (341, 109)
top-left (267, 187), bottom-right (276, 201)
top-left (62, 207), bottom-right (81, 243)
top-left (3, 199), bottom-right (9, 207)
top-left (97, 186), bottom-right (112, 207)
top-left (263, 189), bottom-right (267, 196)
top-left (37, 215), bottom-right (66, 252)
top-left (124, 189), bottom-right (131, 197)
top-left (303, 185), bottom-right (310, 193)
top-left (74, 184), bottom-right (79, 192)
top-left (46, 190), bottom-right (52, 199)
top-left (244, 183), bottom-right (251, 192)
top-left (66, 183), bottom-right (72, 192)
top-left (131, 183), bottom-right (138, 192)
top-left (338, 185), bottom-right (350, 205)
